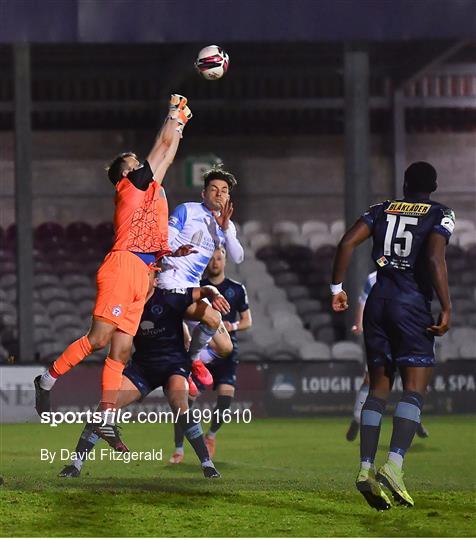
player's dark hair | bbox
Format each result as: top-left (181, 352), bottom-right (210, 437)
top-left (106, 152), bottom-right (138, 185)
top-left (404, 161), bottom-right (437, 195)
top-left (203, 164), bottom-right (237, 191)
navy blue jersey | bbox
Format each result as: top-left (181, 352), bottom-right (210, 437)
top-left (361, 198), bottom-right (455, 301)
top-left (132, 288), bottom-right (194, 365)
top-left (200, 277), bottom-right (249, 347)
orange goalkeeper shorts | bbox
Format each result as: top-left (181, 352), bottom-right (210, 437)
top-left (93, 251), bottom-right (151, 336)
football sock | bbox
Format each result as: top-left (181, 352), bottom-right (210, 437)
top-left (41, 336), bottom-right (93, 388)
top-left (177, 411), bottom-right (209, 464)
top-left (360, 395), bottom-right (386, 465)
top-left (72, 425), bottom-right (100, 470)
top-left (174, 422), bottom-right (184, 450)
top-left (388, 451), bottom-right (404, 468)
top-left (209, 395), bottom-right (233, 436)
top-left (353, 383), bottom-right (369, 423)
top-left (388, 391), bottom-right (424, 469)
top-left (188, 323), bottom-right (217, 360)
top-left (174, 398), bottom-right (195, 449)
top-left (39, 369), bottom-right (57, 391)
top-left (199, 346), bottom-right (220, 364)
top-left (100, 357), bottom-right (125, 410)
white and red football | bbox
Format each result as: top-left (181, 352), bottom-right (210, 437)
top-left (195, 45), bottom-right (229, 80)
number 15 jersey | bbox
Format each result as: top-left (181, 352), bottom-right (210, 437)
top-left (361, 198), bottom-right (455, 302)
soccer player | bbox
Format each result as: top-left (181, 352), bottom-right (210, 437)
top-left (157, 166), bottom-right (245, 384)
top-left (346, 271), bottom-right (430, 443)
top-left (58, 282), bottom-right (230, 479)
top-left (170, 246), bottom-right (252, 463)
top-left (34, 95), bottom-right (193, 447)
top-left (331, 161), bottom-right (454, 510)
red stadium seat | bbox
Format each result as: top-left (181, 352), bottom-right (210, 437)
top-left (5, 224), bottom-right (17, 253)
top-left (34, 222), bottom-right (65, 251)
top-left (94, 222), bottom-right (114, 250)
top-left (65, 222), bottom-right (94, 245)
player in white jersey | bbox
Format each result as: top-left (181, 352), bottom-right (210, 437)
top-left (346, 271), bottom-right (429, 442)
top-left (156, 166), bottom-right (244, 386)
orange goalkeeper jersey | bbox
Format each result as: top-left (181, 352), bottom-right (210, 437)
top-left (111, 161), bottom-right (169, 254)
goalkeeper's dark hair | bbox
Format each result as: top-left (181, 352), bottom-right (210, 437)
top-left (404, 161), bottom-right (437, 195)
top-left (203, 164), bottom-right (237, 191)
top-left (106, 152), bottom-right (138, 185)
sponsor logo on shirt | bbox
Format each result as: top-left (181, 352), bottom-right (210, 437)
top-left (376, 256), bottom-right (389, 267)
top-left (385, 202), bottom-right (431, 216)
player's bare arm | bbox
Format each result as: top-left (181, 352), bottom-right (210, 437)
top-left (192, 285), bottom-right (231, 315)
top-left (223, 308), bottom-right (252, 332)
top-left (170, 244), bottom-right (198, 257)
top-left (147, 95), bottom-right (191, 185)
top-left (426, 232), bottom-right (452, 336)
top-left (331, 219), bottom-right (372, 312)
top-left (147, 123), bottom-right (182, 185)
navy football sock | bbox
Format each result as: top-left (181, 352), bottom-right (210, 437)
top-left (174, 399), bottom-right (194, 449)
top-left (388, 391), bottom-right (424, 468)
top-left (209, 395), bottom-right (232, 436)
top-left (360, 395), bottom-right (386, 466)
top-left (177, 412), bottom-right (210, 465)
top-left (73, 425), bottom-right (100, 470)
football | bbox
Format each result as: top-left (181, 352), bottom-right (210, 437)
top-left (195, 45), bottom-right (229, 80)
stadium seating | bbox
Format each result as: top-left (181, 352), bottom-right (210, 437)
top-left (331, 341), bottom-right (364, 362)
top-left (299, 341), bottom-right (332, 361)
top-left (1, 219), bottom-right (475, 363)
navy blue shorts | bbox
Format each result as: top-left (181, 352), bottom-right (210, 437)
top-left (123, 355), bottom-right (191, 399)
top-left (363, 292), bottom-right (435, 370)
top-left (194, 351), bottom-right (239, 391)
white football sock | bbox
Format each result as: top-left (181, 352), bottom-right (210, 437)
top-left (40, 370), bottom-right (57, 391)
top-left (388, 451), bottom-right (404, 469)
top-left (360, 461), bottom-right (373, 471)
top-left (199, 346), bottom-right (220, 364)
top-left (188, 323), bottom-right (217, 359)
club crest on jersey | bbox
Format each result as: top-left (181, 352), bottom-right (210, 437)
top-left (112, 305), bottom-right (122, 317)
top-left (225, 288), bottom-right (235, 299)
top-left (376, 256), bottom-right (389, 267)
top-left (386, 201), bottom-right (431, 216)
top-left (151, 304), bottom-right (164, 316)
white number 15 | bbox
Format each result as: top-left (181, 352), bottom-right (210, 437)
top-left (384, 215), bottom-right (418, 257)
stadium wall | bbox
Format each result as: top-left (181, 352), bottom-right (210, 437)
top-left (1, 361), bottom-right (475, 423)
top-left (1, 131), bottom-right (475, 227)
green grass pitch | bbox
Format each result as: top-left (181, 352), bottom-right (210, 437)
top-left (1, 416), bottom-right (475, 537)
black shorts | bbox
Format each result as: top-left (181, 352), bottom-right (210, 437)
top-left (194, 350), bottom-right (239, 392)
top-left (363, 292), bottom-right (435, 371)
top-left (123, 355), bottom-right (191, 399)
